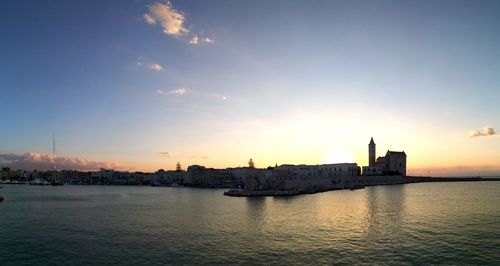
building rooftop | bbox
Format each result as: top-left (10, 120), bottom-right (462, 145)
top-left (386, 150), bottom-right (406, 155)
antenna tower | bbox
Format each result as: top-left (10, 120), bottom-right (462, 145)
top-left (53, 134), bottom-right (56, 171)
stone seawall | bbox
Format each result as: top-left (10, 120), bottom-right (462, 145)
top-left (225, 175), bottom-right (410, 197)
top-left (224, 176), bottom-right (500, 197)
top-left (348, 175), bottom-right (409, 187)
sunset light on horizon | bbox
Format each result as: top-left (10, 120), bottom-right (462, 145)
top-left (2, 2), bottom-right (500, 265)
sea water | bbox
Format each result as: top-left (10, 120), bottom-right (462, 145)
top-left (1, 182), bottom-right (499, 265)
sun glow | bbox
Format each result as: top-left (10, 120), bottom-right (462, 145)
top-left (321, 149), bottom-right (355, 164)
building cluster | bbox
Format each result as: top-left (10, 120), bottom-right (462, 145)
top-left (0, 167), bottom-right (154, 185)
top-left (362, 137), bottom-right (407, 176)
top-left (153, 164), bottom-right (261, 188)
top-left (1, 138), bottom-right (407, 191)
top-left (0, 167), bottom-right (23, 180)
top-left (242, 163), bottom-right (361, 192)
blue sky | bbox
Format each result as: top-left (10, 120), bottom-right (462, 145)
top-left (1, 0), bottom-right (499, 174)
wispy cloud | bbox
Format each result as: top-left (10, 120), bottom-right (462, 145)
top-left (189, 35), bottom-right (215, 45)
top-left (144, 2), bottom-right (215, 45)
top-left (149, 63), bottom-right (163, 71)
top-left (170, 88), bottom-right (188, 95)
top-left (0, 152), bottom-right (128, 171)
top-left (160, 152), bottom-right (171, 158)
top-left (158, 88), bottom-right (228, 102)
top-left (157, 88), bottom-right (188, 96)
top-left (214, 94), bottom-right (228, 100)
top-left (144, 14), bottom-right (155, 24)
top-left (203, 37), bottom-right (215, 44)
top-left (144, 1), bottom-right (188, 37)
top-left (470, 127), bottom-right (496, 137)
top-left (189, 35), bottom-right (199, 44)
top-left (136, 58), bottom-right (164, 72)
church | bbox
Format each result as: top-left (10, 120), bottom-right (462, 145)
top-left (362, 137), bottom-right (407, 176)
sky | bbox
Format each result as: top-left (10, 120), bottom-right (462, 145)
top-left (1, 0), bottom-right (499, 176)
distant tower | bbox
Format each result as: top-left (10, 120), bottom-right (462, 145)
top-left (369, 137), bottom-right (376, 167)
top-left (176, 162), bottom-right (182, 171)
top-left (248, 158), bottom-right (255, 168)
top-left (53, 134), bottom-right (57, 171)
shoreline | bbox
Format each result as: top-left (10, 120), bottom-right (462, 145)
top-left (1, 176), bottom-right (499, 191)
top-left (223, 176), bottom-right (500, 197)
top-left (406, 176), bottom-right (500, 182)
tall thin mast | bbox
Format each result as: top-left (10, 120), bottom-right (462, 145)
top-left (53, 134), bottom-right (56, 171)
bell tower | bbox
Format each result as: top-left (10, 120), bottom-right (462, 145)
top-left (369, 137), bottom-right (376, 167)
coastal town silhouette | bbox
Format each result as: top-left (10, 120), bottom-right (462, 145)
top-left (1, 0), bottom-right (500, 265)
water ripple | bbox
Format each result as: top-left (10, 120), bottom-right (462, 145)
top-left (0, 182), bottom-right (499, 265)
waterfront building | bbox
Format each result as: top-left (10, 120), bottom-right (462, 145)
top-left (59, 170), bottom-right (92, 184)
top-left (186, 165), bottom-right (238, 187)
top-left (0, 167), bottom-right (19, 181)
top-left (153, 169), bottom-right (187, 185)
top-left (242, 163), bottom-right (361, 192)
top-left (384, 151), bottom-right (407, 176)
top-left (226, 166), bottom-right (271, 185)
top-left (274, 163), bottom-right (360, 177)
top-left (362, 138), bottom-right (407, 176)
top-left (183, 164), bottom-right (272, 188)
top-left (88, 168), bottom-right (153, 185)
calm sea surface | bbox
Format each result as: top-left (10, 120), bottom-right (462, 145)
top-left (1, 182), bottom-right (499, 265)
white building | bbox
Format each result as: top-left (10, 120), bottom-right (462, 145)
top-left (275, 163), bottom-right (360, 177)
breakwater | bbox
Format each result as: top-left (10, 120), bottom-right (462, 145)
top-left (224, 176), bottom-right (500, 197)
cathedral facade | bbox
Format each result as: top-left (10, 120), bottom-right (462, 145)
top-left (362, 137), bottom-right (407, 176)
